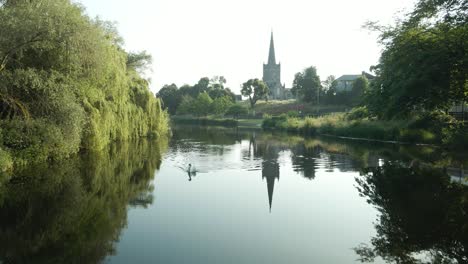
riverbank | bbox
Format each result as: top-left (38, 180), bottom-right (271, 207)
top-left (171, 116), bottom-right (263, 128)
top-left (262, 113), bottom-right (467, 149)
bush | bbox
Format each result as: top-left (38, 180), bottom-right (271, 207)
top-left (260, 112), bottom-right (460, 146)
top-left (346, 106), bottom-right (370, 120)
top-left (287, 111), bottom-right (299, 118)
top-left (0, 148), bottom-right (12, 172)
top-left (442, 124), bottom-right (468, 149)
top-left (172, 116), bottom-right (238, 127)
top-left (226, 104), bottom-right (248, 118)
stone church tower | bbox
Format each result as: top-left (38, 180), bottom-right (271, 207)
top-left (263, 32), bottom-right (283, 100)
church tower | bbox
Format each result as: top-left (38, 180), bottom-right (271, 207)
top-left (263, 32), bottom-right (282, 100)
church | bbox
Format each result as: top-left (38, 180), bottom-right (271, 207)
top-left (263, 32), bottom-right (293, 100)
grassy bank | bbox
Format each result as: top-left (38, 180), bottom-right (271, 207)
top-left (172, 116), bottom-right (263, 128)
top-left (241, 100), bottom-right (347, 116)
top-left (262, 113), bottom-right (467, 148)
top-left (172, 116), bottom-right (238, 127)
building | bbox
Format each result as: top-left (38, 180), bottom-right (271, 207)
top-left (335, 72), bottom-right (375, 93)
top-left (263, 32), bottom-right (292, 100)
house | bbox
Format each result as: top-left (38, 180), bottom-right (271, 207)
top-left (335, 71), bottom-right (375, 93)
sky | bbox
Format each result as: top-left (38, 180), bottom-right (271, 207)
top-left (76, 0), bottom-right (418, 94)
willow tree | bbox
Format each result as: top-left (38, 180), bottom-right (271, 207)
top-left (0, 0), bottom-right (169, 166)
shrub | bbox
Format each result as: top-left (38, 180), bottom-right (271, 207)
top-left (346, 106), bottom-right (370, 120)
top-left (0, 148), bottom-right (12, 172)
top-left (226, 104), bottom-right (248, 119)
top-left (287, 111), bottom-right (299, 118)
top-left (442, 124), bottom-right (468, 149)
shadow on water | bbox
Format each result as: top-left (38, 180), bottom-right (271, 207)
top-left (0, 138), bottom-right (168, 264)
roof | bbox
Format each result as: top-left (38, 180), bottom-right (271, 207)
top-left (336, 75), bottom-right (361, 81)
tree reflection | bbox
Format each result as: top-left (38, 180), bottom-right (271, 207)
top-left (0, 139), bottom-right (168, 264)
top-left (355, 162), bottom-right (468, 263)
top-left (290, 144), bottom-right (320, 180)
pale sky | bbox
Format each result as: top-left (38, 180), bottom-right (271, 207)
top-left (76, 0), bottom-right (417, 94)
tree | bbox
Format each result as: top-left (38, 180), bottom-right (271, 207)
top-left (211, 96), bottom-right (233, 115)
top-left (350, 76), bottom-right (369, 106)
top-left (193, 92), bottom-right (213, 116)
top-left (364, 0), bottom-right (467, 119)
top-left (322, 75), bottom-right (338, 105)
top-left (225, 104), bottom-right (248, 119)
top-left (322, 75), bottom-right (336, 93)
top-left (191, 77), bottom-right (210, 97)
top-left (241, 79), bottom-right (268, 114)
top-left (126, 51), bottom-right (152, 73)
top-left (291, 66), bottom-right (322, 103)
top-left (207, 76), bottom-right (235, 101)
top-left (157, 84), bottom-right (181, 115)
top-left (0, 0), bottom-right (170, 164)
top-left (176, 95), bottom-right (195, 115)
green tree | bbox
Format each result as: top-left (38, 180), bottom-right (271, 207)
top-left (350, 76), bottom-right (369, 106)
top-left (322, 75), bottom-right (338, 105)
top-left (0, 0), bottom-right (170, 165)
top-left (211, 96), bottom-right (234, 115)
top-left (241, 79), bottom-right (269, 114)
top-left (193, 92), bottom-right (213, 116)
top-left (191, 77), bottom-right (210, 97)
top-left (291, 66), bottom-right (322, 103)
top-left (365, 0), bottom-right (467, 119)
top-left (207, 76), bottom-right (235, 101)
top-left (225, 104), bottom-right (248, 119)
top-left (157, 84), bottom-right (181, 115)
top-left (126, 51), bottom-right (152, 73)
top-left (176, 95), bottom-right (195, 115)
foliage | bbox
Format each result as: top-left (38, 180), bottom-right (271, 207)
top-left (262, 113), bottom-right (467, 147)
top-left (0, 138), bottom-right (168, 263)
top-left (0, 148), bottom-right (12, 172)
top-left (211, 96), bottom-right (234, 115)
top-left (172, 116), bottom-right (238, 127)
top-left (346, 106), bottom-right (371, 120)
top-left (193, 92), bottom-right (213, 116)
top-left (0, 0), bottom-right (170, 167)
top-left (157, 76), bottom-right (235, 115)
top-left (241, 78), bottom-right (269, 110)
top-left (350, 76), bottom-right (369, 106)
top-left (246, 100), bottom-right (347, 116)
top-left (355, 162), bottom-right (468, 263)
top-left (291, 66), bottom-right (322, 103)
top-left (126, 51), bottom-right (152, 73)
top-left (157, 83), bottom-right (181, 115)
top-left (365, 0), bottom-right (467, 119)
top-left (225, 104), bottom-right (248, 119)
top-left (176, 95), bottom-right (195, 115)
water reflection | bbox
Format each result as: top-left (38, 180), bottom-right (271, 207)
top-left (0, 139), bottom-right (167, 264)
top-left (355, 162), bottom-right (468, 263)
top-left (1, 125), bottom-right (467, 263)
top-left (170, 125), bottom-right (467, 263)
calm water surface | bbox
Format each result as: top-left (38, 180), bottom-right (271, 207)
top-left (1, 126), bottom-right (467, 263)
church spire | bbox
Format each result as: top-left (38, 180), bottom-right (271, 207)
top-left (268, 31), bottom-right (276, 65)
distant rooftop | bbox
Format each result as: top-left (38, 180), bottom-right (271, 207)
top-left (336, 72), bottom-right (375, 81)
top-left (336, 75), bottom-right (361, 81)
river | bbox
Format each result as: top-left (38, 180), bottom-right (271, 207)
top-left (0, 125), bottom-right (466, 263)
